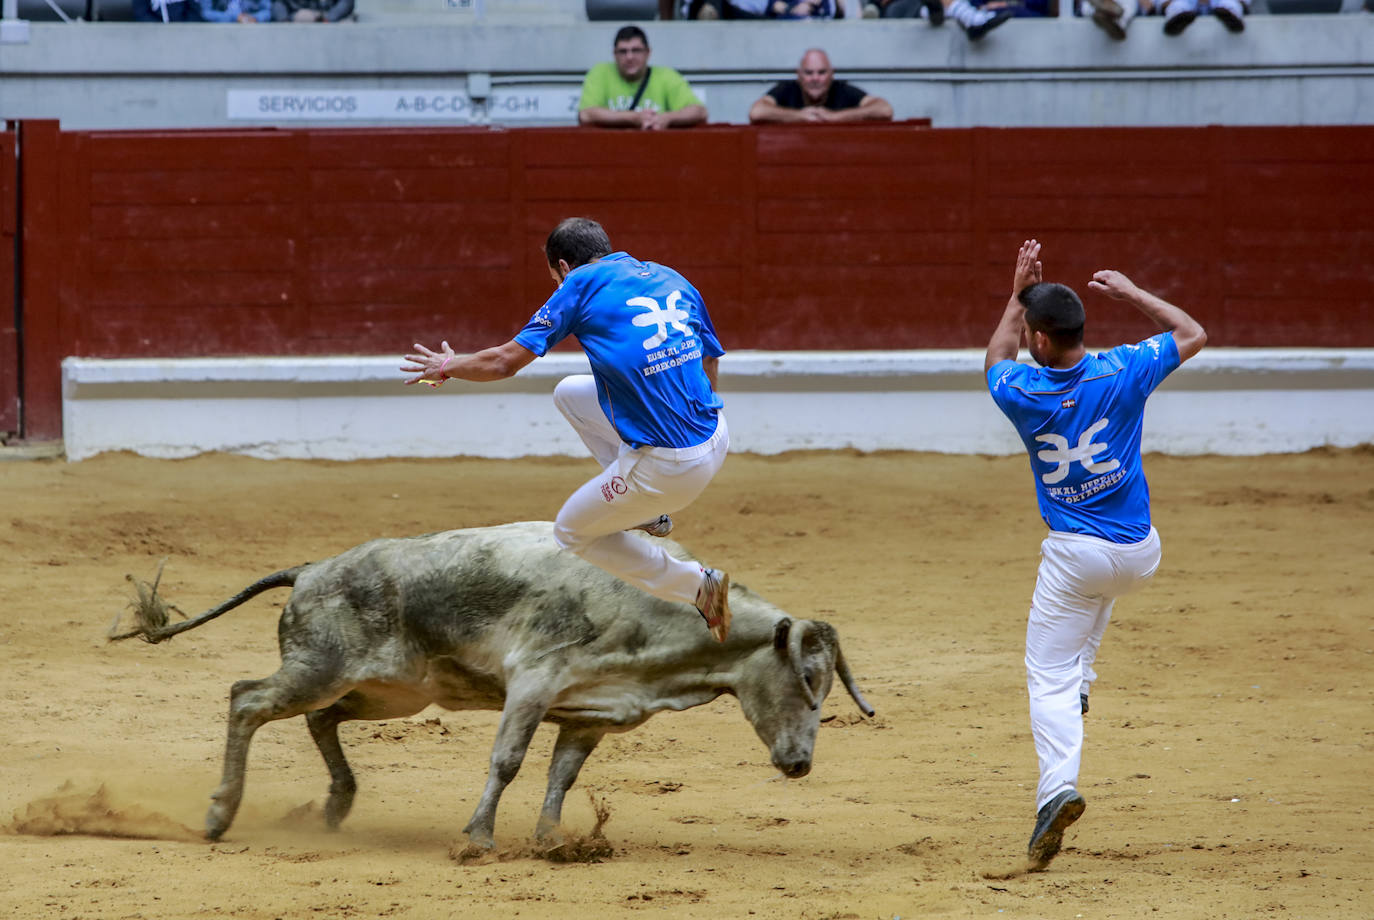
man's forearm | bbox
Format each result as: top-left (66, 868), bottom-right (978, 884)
top-left (578, 107), bottom-right (639, 128)
top-left (984, 296), bottom-right (1024, 372)
top-left (666, 105), bottom-right (707, 127)
top-left (1122, 286), bottom-right (1207, 359)
top-left (749, 101), bottom-right (797, 124)
top-left (444, 341), bottom-right (535, 382)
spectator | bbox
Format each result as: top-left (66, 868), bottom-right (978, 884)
top-left (132, 0), bottom-right (194, 20)
top-left (1086, 0), bottom-right (1245, 37)
top-left (683, 0), bottom-right (767, 16)
top-left (195, 0), bottom-right (270, 20)
top-left (767, 0), bottom-right (844, 17)
top-left (1161, 0), bottom-right (1248, 33)
top-left (1080, 0), bottom-right (1137, 39)
top-left (749, 49), bottom-right (894, 124)
top-left (271, 0), bottom-right (353, 20)
top-left (577, 26), bottom-right (708, 131)
top-left (864, 0), bottom-right (942, 19)
top-left (868, 0), bottom-right (1013, 39)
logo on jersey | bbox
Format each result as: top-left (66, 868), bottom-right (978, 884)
top-left (1061, 398), bottom-right (1077, 409)
top-left (1034, 417), bottom-right (1120, 484)
top-left (629, 290), bottom-right (692, 349)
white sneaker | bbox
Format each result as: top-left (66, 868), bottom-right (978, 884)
top-left (629, 514), bottom-right (673, 538)
top-left (694, 568), bottom-right (731, 643)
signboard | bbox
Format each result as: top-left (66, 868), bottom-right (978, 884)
top-left (227, 89), bottom-right (580, 123)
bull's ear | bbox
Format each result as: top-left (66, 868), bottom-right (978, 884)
top-left (773, 618), bottom-right (792, 651)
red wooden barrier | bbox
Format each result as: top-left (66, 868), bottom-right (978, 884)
top-left (15, 122), bottom-right (1374, 441)
top-left (0, 125), bottom-right (17, 438)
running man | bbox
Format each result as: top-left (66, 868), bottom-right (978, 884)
top-left (984, 239), bottom-right (1207, 870)
top-left (402, 217), bottom-right (733, 642)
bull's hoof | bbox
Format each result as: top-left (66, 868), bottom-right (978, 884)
top-left (447, 840), bottom-right (496, 864)
top-left (323, 794), bottom-right (354, 830)
top-left (205, 802), bottom-right (234, 841)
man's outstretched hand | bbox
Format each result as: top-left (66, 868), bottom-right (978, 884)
top-left (402, 340), bottom-right (457, 387)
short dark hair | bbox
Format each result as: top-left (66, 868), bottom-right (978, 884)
top-left (545, 218), bottom-right (613, 269)
top-left (614, 25), bottom-right (648, 47)
top-left (1018, 282), bottom-right (1085, 348)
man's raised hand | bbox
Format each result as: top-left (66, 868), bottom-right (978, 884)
top-left (1013, 239), bottom-right (1043, 294)
top-left (1087, 270), bottom-right (1139, 301)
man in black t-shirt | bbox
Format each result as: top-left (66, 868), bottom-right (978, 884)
top-left (748, 49), bottom-right (894, 124)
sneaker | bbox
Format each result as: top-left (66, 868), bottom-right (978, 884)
top-left (1162, 0), bottom-right (1197, 34)
top-left (1027, 789), bottom-right (1086, 870)
top-left (694, 568), bottom-right (732, 643)
top-left (1090, 8), bottom-right (1127, 39)
top-left (630, 514), bottom-right (673, 538)
top-left (694, 1), bottom-right (720, 17)
top-left (1211, 0), bottom-right (1245, 31)
top-left (963, 7), bottom-right (1011, 39)
top-left (923, 0), bottom-right (945, 24)
top-left (862, 1), bottom-right (880, 16)
top-left (1080, 693), bottom-right (1090, 715)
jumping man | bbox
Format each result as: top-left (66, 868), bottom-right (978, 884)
top-left (402, 218), bottom-right (733, 642)
top-left (984, 239), bottom-right (1207, 870)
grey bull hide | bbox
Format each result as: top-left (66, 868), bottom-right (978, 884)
top-left (110, 521), bottom-right (874, 847)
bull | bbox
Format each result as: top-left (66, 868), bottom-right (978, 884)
top-left (110, 521), bottom-right (874, 847)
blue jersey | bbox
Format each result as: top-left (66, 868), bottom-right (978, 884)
top-left (514, 252), bottom-right (725, 450)
top-left (986, 333), bottom-right (1181, 543)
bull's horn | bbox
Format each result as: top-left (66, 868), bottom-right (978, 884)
top-left (835, 646), bottom-right (875, 718)
top-left (787, 619), bottom-right (819, 712)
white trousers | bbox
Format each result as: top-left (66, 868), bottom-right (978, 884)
top-left (1026, 527), bottom-right (1161, 810)
top-left (551, 375), bottom-right (729, 606)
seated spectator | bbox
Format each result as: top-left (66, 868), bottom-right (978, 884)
top-left (272, 0), bottom-right (353, 20)
top-left (749, 49), bottom-right (894, 124)
top-left (1081, 0), bottom-right (1141, 38)
top-left (1161, 0), bottom-right (1248, 32)
top-left (688, 0), bottom-right (844, 16)
top-left (683, 0), bottom-right (766, 16)
top-left (864, 0), bottom-right (942, 20)
top-left (578, 26), bottom-right (708, 130)
top-left (1086, 0), bottom-right (1245, 37)
top-left (131, 0), bottom-right (194, 20)
top-left (767, 0), bottom-right (843, 17)
top-left (195, 0), bottom-right (270, 20)
top-left (868, 0), bottom-right (1012, 39)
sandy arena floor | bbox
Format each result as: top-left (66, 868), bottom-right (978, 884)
top-left (1, 449), bottom-right (1371, 919)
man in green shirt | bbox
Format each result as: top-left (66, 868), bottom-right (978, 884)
top-left (578, 26), bottom-right (708, 130)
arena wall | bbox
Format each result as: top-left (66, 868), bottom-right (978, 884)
top-left (12, 120), bottom-right (1374, 446)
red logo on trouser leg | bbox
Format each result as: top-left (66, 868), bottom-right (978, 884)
top-left (601, 476), bottom-right (628, 502)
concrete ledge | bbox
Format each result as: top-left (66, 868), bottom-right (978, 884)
top-left (61, 349), bottom-right (1374, 461)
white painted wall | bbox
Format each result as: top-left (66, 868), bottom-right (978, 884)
top-left (61, 349), bottom-right (1374, 460)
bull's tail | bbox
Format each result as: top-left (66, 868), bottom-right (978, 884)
top-left (108, 563), bottom-right (308, 645)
